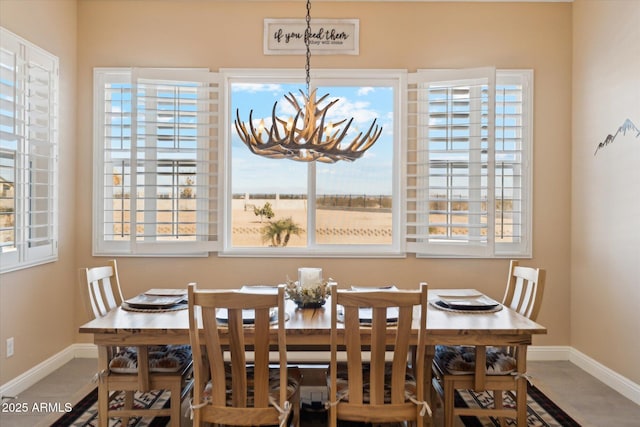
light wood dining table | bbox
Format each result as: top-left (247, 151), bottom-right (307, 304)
top-left (79, 288), bottom-right (546, 426)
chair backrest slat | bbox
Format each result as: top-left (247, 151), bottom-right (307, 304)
top-left (80, 260), bottom-right (123, 320)
top-left (330, 283), bottom-right (428, 409)
top-left (188, 283), bottom-right (288, 423)
top-left (502, 260), bottom-right (546, 321)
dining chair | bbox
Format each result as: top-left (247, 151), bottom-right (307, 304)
top-left (327, 283), bottom-right (432, 427)
top-left (79, 259), bottom-right (193, 426)
top-left (431, 260), bottom-right (546, 427)
top-left (187, 283), bottom-right (301, 427)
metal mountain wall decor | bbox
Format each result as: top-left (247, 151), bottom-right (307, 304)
top-left (594, 118), bottom-right (640, 155)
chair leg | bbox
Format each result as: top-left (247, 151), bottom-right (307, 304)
top-left (170, 382), bottom-right (181, 426)
top-left (98, 383), bottom-right (110, 427)
top-left (292, 390), bottom-right (301, 427)
top-left (443, 381), bottom-right (455, 427)
top-left (329, 403), bottom-right (338, 427)
top-left (122, 390), bottom-right (133, 426)
top-left (494, 390), bottom-right (506, 427)
top-left (430, 381), bottom-right (440, 420)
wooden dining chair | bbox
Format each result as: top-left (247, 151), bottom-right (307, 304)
top-left (187, 283), bottom-right (301, 427)
top-left (81, 259), bottom-right (124, 318)
top-left (327, 283), bottom-right (432, 427)
top-left (79, 259), bottom-right (193, 426)
top-left (432, 260), bottom-right (546, 427)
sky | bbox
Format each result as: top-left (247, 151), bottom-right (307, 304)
top-left (231, 82), bottom-right (394, 196)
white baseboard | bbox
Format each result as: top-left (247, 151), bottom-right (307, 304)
top-left (569, 347), bottom-right (640, 406)
top-left (2, 344), bottom-right (638, 407)
top-left (0, 344), bottom-right (94, 399)
top-left (72, 343), bottom-right (98, 359)
top-left (527, 345), bottom-right (572, 361)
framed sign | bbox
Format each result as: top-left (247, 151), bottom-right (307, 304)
top-left (264, 19), bottom-right (359, 55)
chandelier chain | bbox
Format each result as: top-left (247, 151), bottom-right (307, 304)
top-left (233, 0), bottom-right (383, 163)
top-left (305, 0), bottom-right (312, 94)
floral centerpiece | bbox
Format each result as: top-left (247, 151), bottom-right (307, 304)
top-left (285, 268), bottom-right (332, 308)
top-left (285, 279), bottom-right (332, 308)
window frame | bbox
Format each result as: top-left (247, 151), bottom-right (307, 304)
top-left (219, 68), bottom-right (406, 257)
top-left (406, 68), bottom-right (533, 258)
top-left (92, 66), bottom-right (532, 259)
top-left (0, 27), bottom-right (59, 273)
top-left (92, 67), bottom-right (219, 257)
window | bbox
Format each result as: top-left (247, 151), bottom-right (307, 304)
top-left (93, 68), bottom-right (219, 256)
top-left (406, 68), bottom-right (532, 257)
top-left (93, 67), bottom-right (532, 258)
top-left (223, 69), bottom-right (403, 256)
top-left (0, 28), bottom-right (58, 273)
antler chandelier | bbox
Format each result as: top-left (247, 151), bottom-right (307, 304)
top-left (234, 0), bottom-right (382, 163)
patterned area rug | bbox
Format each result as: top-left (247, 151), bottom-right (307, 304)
top-left (301, 383), bottom-right (581, 427)
top-left (52, 383), bottom-right (580, 427)
top-left (455, 383), bottom-right (581, 427)
top-left (51, 388), bottom-right (170, 426)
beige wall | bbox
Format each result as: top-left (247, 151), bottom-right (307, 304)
top-left (571, 0), bottom-right (640, 384)
top-left (0, 0), bottom-right (78, 385)
top-left (74, 1), bottom-right (572, 340)
top-left (3, 0), bottom-right (579, 385)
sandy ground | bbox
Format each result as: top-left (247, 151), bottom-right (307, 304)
top-left (107, 198), bottom-right (513, 247)
top-left (232, 199), bottom-right (392, 247)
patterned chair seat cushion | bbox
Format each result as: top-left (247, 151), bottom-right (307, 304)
top-left (202, 365), bottom-right (302, 407)
top-left (330, 362), bottom-right (417, 404)
top-left (434, 345), bottom-right (516, 375)
top-left (109, 345), bottom-right (192, 374)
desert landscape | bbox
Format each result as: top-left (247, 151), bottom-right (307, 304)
top-left (232, 198), bottom-right (393, 247)
top-left (105, 195), bottom-right (514, 247)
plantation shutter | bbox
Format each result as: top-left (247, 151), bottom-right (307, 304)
top-left (493, 70), bottom-right (532, 256)
top-left (0, 28), bottom-right (58, 272)
top-left (406, 68), bottom-right (495, 257)
top-left (94, 68), bottom-right (220, 255)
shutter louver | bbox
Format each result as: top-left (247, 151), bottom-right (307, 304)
top-left (407, 68), bottom-right (495, 257)
top-left (96, 68), bottom-right (219, 255)
top-left (0, 28), bottom-right (58, 272)
top-left (493, 71), bottom-right (532, 255)
top-left (407, 68), bottom-right (531, 257)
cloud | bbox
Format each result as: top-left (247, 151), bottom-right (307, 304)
top-left (357, 87), bottom-right (375, 96)
top-left (260, 92), bottom-right (381, 126)
top-left (233, 83), bottom-right (283, 94)
top-left (324, 97), bottom-right (380, 126)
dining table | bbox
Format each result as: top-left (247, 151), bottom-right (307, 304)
top-left (79, 287), bottom-right (546, 426)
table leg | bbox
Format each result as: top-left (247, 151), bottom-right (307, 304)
top-left (97, 345), bottom-right (109, 427)
top-left (516, 344), bottom-right (528, 426)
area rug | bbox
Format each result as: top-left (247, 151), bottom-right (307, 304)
top-left (301, 383), bottom-right (580, 427)
top-left (52, 383), bottom-right (580, 427)
top-left (455, 383), bottom-right (581, 427)
top-left (51, 388), bottom-right (170, 426)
